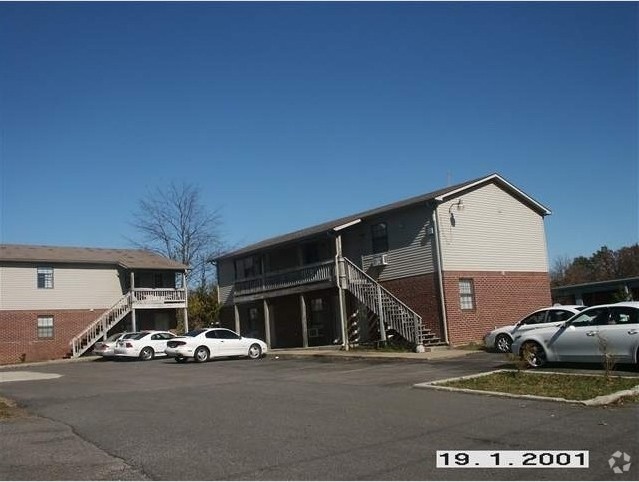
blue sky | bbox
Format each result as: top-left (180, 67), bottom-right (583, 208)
top-left (0, 2), bottom-right (637, 264)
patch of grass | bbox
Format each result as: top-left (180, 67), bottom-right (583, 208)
top-left (0, 397), bottom-right (25, 420)
top-left (441, 371), bottom-right (639, 401)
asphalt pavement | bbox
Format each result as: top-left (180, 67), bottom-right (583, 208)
top-left (0, 351), bottom-right (637, 481)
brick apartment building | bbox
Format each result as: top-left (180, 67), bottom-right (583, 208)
top-left (215, 173), bottom-right (553, 350)
top-left (0, 245), bottom-right (188, 364)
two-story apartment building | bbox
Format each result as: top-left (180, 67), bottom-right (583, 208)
top-left (215, 173), bottom-right (552, 350)
top-left (0, 245), bottom-right (188, 364)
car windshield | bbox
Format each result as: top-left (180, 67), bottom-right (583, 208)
top-left (105, 333), bottom-right (123, 342)
top-left (185, 329), bottom-right (207, 337)
top-left (122, 333), bottom-right (138, 339)
top-left (131, 332), bottom-right (151, 340)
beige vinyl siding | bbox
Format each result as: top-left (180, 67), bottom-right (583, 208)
top-left (437, 183), bottom-right (549, 272)
top-left (0, 264), bottom-right (124, 310)
top-left (344, 204), bottom-right (437, 281)
top-left (218, 259), bottom-right (235, 306)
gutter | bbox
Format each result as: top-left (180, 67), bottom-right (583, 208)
top-left (431, 203), bottom-right (449, 345)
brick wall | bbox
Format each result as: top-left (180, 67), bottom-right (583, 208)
top-left (442, 271), bottom-right (552, 346)
top-left (0, 309), bottom-right (106, 365)
top-left (380, 273), bottom-right (443, 339)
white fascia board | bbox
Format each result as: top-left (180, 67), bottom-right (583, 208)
top-left (434, 174), bottom-right (552, 216)
top-left (332, 218), bottom-right (362, 232)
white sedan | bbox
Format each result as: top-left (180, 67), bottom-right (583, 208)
top-left (512, 302), bottom-right (639, 368)
top-left (165, 328), bottom-right (267, 363)
top-left (483, 305), bottom-right (586, 353)
top-left (93, 332), bottom-right (138, 358)
top-left (114, 331), bottom-right (177, 361)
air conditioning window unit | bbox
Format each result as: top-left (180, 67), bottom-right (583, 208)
top-left (371, 254), bottom-right (389, 267)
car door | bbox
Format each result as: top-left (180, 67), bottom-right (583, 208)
top-left (546, 307), bottom-right (609, 362)
top-left (596, 306), bottom-right (639, 363)
top-left (204, 330), bottom-right (224, 357)
top-left (149, 332), bottom-right (174, 355)
top-left (512, 310), bottom-right (548, 337)
top-left (215, 329), bottom-right (244, 356)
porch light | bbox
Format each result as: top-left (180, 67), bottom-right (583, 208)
top-left (448, 199), bottom-right (464, 226)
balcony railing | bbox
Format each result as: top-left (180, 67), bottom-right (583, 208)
top-left (235, 260), bottom-right (336, 296)
top-left (132, 288), bottom-right (187, 306)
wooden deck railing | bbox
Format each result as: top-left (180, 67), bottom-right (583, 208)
top-left (132, 288), bottom-right (186, 305)
top-left (235, 260), bottom-right (336, 296)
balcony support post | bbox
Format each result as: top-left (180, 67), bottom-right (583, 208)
top-left (263, 299), bottom-right (272, 349)
top-left (334, 234), bottom-right (349, 351)
top-left (183, 271), bottom-right (189, 333)
top-left (234, 304), bottom-right (241, 334)
top-left (130, 271), bottom-right (137, 332)
top-left (300, 293), bottom-right (308, 348)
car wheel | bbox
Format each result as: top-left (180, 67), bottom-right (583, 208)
top-left (248, 344), bottom-right (262, 359)
top-left (194, 346), bottom-right (209, 363)
top-left (520, 341), bottom-right (546, 368)
top-left (139, 347), bottom-right (154, 361)
top-left (175, 356), bottom-right (188, 363)
top-left (495, 334), bottom-right (513, 353)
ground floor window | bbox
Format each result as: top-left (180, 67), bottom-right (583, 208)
top-left (459, 279), bottom-right (475, 310)
top-left (37, 315), bottom-right (54, 339)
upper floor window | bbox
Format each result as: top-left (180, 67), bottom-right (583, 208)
top-left (37, 267), bottom-right (54, 289)
top-left (459, 279), bottom-right (475, 310)
top-left (371, 222), bottom-right (388, 254)
top-left (37, 315), bottom-right (54, 339)
top-left (234, 255), bottom-right (262, 280)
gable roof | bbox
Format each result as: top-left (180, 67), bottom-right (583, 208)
top-left (216, 173), bottom-right (551, 261)
top-left (0, 244), bottom-right (188, 270)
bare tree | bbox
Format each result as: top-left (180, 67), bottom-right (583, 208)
top-left (129, 182), bottom-right (223, 287)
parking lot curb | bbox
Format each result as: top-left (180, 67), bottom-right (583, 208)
top-left (0, 356), bottom-right (100, 370)
top-left (412, 369), bottom-right (639, 406)
top-left (269, 350), bottom-right (475, 363)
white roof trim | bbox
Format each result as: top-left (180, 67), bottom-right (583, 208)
top-left (333, 218), bottom-right (362, 232)
top-left (434, 174), bottom-right (552, 215)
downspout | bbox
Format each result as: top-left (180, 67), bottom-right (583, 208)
top-left (431, 204), bottom-right (449, 345)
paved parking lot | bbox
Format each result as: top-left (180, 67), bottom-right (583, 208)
top-left (0, 353), bottom-right (637, 480)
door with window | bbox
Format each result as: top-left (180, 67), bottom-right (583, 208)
top-left (547, 307), bottom-right (609, 362)
top-left (215, 329), bottom-right (244, 355)
top-left (595, 306), bottom-right (639, 363)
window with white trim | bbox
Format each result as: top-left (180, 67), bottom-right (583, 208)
top-left (37, 267), bottom-right (54, 289)
top-left (371, 222), bottom-right (388, 254)
top-left (37, 316), bottom-right (54, 339)
top-left (459, 279), bottom-right (475, 310)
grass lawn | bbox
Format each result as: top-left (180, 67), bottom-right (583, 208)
top-left (440, 371), bottom-right (639, 401)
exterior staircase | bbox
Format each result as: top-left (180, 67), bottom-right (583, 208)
top-left (341, 257), bottom-right (441, 348)
top-left (69, 292), bottom-right (133, 358)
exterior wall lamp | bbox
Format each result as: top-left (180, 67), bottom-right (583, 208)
top-left (448, 198), bottom-right (464, 226)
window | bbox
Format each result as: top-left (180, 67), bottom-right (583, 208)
top-left (371, 222), bottom-right (388, 254)
top-left (459, 279), bottom-right (475, 310)
top-left (548, 309), bottom-right (577, 323)
top-left (570, 308), bottom-right (608, 327)
top-left (37, 316), bottom-right (54, 339)
top-left (234, 255), bottom-right (262, 280)
top-left (609, 307), bottom-right (638, 325)
top-left (520, 311), bottom-right (547, 325)
top-left (311, 298), bottom-right (324, 312)
top-left (216, 329), bottom-right (240, 340)
top-left (37, 267), bottom-right (54, 289)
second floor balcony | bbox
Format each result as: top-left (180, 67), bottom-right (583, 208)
top-left (131, 288), bottom-right (187, 309)
top-left (234, 260), bottom-right (336, 298)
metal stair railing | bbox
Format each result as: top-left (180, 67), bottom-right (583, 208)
top-left (69, 292), bottom-right (133, 358)
top-left (342, 257), bottom-right (425, 346)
